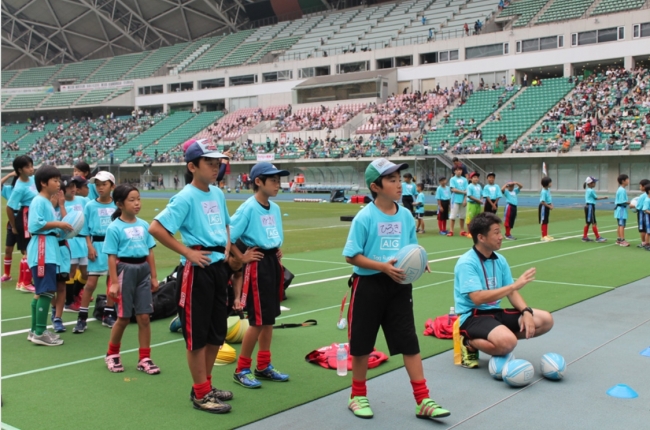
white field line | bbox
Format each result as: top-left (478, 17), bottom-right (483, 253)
top-left (284, 225), bottom-right (347, 232)
top-left (531, 280), bottom-right (614, 289)
top-left (1, 305), bottom-right (96, 323)
top-left (1, 318), bottom-right (97, 337)
top-left (282, 257), bottom-right (348, 265)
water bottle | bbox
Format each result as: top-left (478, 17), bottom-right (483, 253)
top-left (448, 306), bottom-right (456, 325)
top-left (337, 343), bottom-right (348, 376)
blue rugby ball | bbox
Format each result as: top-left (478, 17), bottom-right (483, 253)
top-left (540, 353), bottom-right (566, 381)
top-left (488, 352), bottom-right (515, 380)
top-left (59, 211), bottom-right (84, 240)
top-left (502, 359), bottom-right (535, 387)
top-left (394, 244), bottom-right (427, 285)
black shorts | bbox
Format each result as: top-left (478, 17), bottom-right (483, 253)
top-left (437, 200), bottom-right (450, 221)
top-left (460, 308), bottom-right (522, 340)
top-left (348, 273), bottom-right (419, 357)
top-left (504, 204), bottom-right (517, 228)
top-left (584, 203), bottom-right (596, 225)
top-left (14, 207), bottom-right (31, 252)
top-left (243, 250), bottom-right (283, 326)
top-left (176, 260), bottom-right (229, 351)
top-left (402, 196), bottom-right (415, 215)
top-left (484, 201), bottom-right (498, 214)
top-left (5, 221), bottom-right (17, 247)
top-left (538, 203), bottom-right (550, 225)
top-left (415, 212), bottom-right (423, 220)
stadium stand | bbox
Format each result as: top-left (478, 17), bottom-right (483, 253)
top-left (443, 0), bottom-right (502, 35)
top-left (86, 52), bottom-right (150, 83)
top-left (124, 44), bottom-right (189, 80)
top-left (8, 65), bottom-right (61, 88)
top-left (535, 0), bottom-right (595, 25)
top-left (51, 58), bottom-right (108, 84)
top-left (74, 89), bottom-right (119, 106)
top-left (3, 93), bottom-right (50, 110)
top-left (185, 31), bottom-right (255, 72)
top-left (1, 69), bottom-right (19, 87)
top-left (591, 0), bottom-right (647, 16)
top-left (40, 91), bottom-right (86, 108)
top-left (218, 41), bottom-right (268, 68)
top-left (497, 0), bottom-right (550, 28)
top-left (358, 93), bottom-right (448, 134)
top-left (247, 37), bottom-right (301, 64)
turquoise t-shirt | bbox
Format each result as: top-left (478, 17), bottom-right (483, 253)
top-left (26, 195), bottom-right (61, 268)
top-left (415, 192), bottom-right (425, 214)
top-left (540, 188), bottom-right (552, 204)
top-left (482, 184), bottom-right (503, 201)
top-left (7, 177), bottom-right (36, 210)
top-left (154, 184), bottom-right (230, 265)
top-left (230, 196), bottom-right (284, 250)
top-left (467, 183), bottom-right (482, 204)
top-left (343, 203), bottom-right (417, 276)
top-left (80, 199), bottom-right (117, 237)
top-left (88, 183), bottom-right (99, 201)
top-left (449, 176), bottom-right (468, 204)
top-left (504, 186), bottom-right (520, 206)
top-left (614, 186), bottom-right (628, 220)
top-left (103, 217), bottom-right (156, 258)
top-left (636, 193), bottom-right (647, 214)
top-left (585, 188), bottom-right (597, 205)
top-left (454, 248), bottom-right (515, 325)
top-left (641, 195), bottom-right (650, 213)
top-left (402, 182), bottom-right (417, 197)
top-left (64, 196), bottom-right (89, 259)
top-left (1, 184), bottom-right (13, 201)
top-left (435, 185), bottom-right (451, 201)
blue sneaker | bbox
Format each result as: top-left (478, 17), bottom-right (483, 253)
top-left (254, 364), bottom-right (289, 382)
top-left (595, 237), bottom-right (607, 243)
top-left (581, 237), bottom-right (594, 242)
top-left (52, 318), bottom-right (66, 333)
top-left (72, 319), bottom-right (87, 334)
top-left (439, 231), bottom-right (448, 236)
top-left (233, 369), bottom-right (262, 388)
top-left (169, 315), bottom-right (182, 333)
top-left (505, 235), bottom-right (516, 241)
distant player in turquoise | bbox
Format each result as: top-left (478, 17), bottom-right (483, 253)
top-left (64, 176), bottom-right (90, 311)
top-left (74, 171), bottom-right (117, 333)
top-left (27, 165), bottom-right (73, 346)
top-left (582, 177), bottom-right (607, 243)
top-left (501, 180), bottom-right (522, 240)
top-left (454, 213), bottom-right (553, 369)
top-left (415, 183), bottom-right (426, 234)
top-left (342, 158), bottom-right (450, 421)
top-left (614, 174), bottom-right (630, 247)
top-left (401, 172), bottom-right (417, 217)
top-left (466, 172), bottom-right (482, 235)
top-left (229, 162), bottom-right (291, 389)
top-left (74, 161), bottom-right (99, 200)
top-left (482, 173), bottom-right (502, 214)
top-left (449, 166), bottom-right (469, 237)
top-left (640, 184), bottom-right (650, 251)
top-left (539, 177), bottom-right (554, 241)
top-left (6, 155), bottom-right (37, 292)
top-left (104, 184), bottom-right (160, 375)
top-left (435, 176), bottom-right (451, 235)
top-left (1, 171), bottom-right (17, 283)
top-left (635, 179), bottom-right (650, 249)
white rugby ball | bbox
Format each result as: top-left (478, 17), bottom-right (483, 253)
top-left (540, 352), bottom-right (566, 381)
top-left (60, 211), bottom-right (84, 240)
top-left (488, 352), bottom-right (515, 380)
top-left (630, 196), bottom-right (639, 213)
top-left (502, 359), bottom-right (535, 387)
top-left (394, 244), bottom-right (427, 285)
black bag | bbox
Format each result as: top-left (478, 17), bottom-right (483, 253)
top-left (282, 266), bottom-right (294, 301)
top-left (93, 294), bottom-right (107, 320)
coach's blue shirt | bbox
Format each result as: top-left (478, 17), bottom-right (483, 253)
top-left (467, 183), bottom-right (482, 204)
top-left (26, 195), bottom-right (61, 268)
top-left (585, 188), bottom-right (597, 205)
top-left (7, 177), bottom-right (36, 210)
top-left (230, 196), bottom-right (283, 250)
top-left (104, 217), bottom-right (155, 258)
top-left (482, 184), bottom-right (503, 201)
top-left (402, 182), bottom-right (417, 197)
top-left (343, 203), bottom-right (417, 276)
top-left (435, 185), bottom-right (451, 201)
top-left (80, 199), bottom-right (116, 237)
top-left (540, 188), bottom-right (552, 204)
top-left (504, 186), bottom-right (520, 206)
top-left (449, 176), bottom-right (468, 204)
top-left (614, 186), bottom-right (628, 220)
top-left (155, 184), bottom-right (230, 265)
top-left (454, 247), bottom-right (515, 325)
top-left (415, 192), bottom-right (425, 214)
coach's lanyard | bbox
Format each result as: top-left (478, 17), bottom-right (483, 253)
top-left (479, 258), bottom-right (496, 290)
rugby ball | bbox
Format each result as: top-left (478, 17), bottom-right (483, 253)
top-left (59, 211), bottom-right (84, 240)
top-left (394, 244), bottom-right (428, 285)
top-left (502, 359), bottom-right (535, 387)
top-left (630, 196), bottom-right (639, 213)
top-left (540, 353), bottom-right (566, 381)
top-left (488, 352), bottom-right (515, 380)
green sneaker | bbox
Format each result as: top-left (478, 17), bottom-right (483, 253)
top-left (460, 335), bottom-right (479, 368)
top-left (348, 396), bottom-right (373, 419)
top-left (415, 398), bottom-right (451, 419)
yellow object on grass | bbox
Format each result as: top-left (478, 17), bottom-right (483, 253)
top-left (215, 343), bottom-right (236, 366)
top-left (225, 316), bottom-right (250, 344)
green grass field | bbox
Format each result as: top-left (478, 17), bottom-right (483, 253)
top-left (1, 199), bottom-right (648, 429)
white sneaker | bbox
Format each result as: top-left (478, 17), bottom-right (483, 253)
top-left (31, 332), bottom-right (64, 346)
top-left (542, 236), bottom-right (554, 242)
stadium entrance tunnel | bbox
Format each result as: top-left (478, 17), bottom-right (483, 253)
top-left (293, 69), bottom-right (396, 104)
top-left (516, 64), bottom-right (564, 81)
top-left (572, 57), bottom-right (624, 77)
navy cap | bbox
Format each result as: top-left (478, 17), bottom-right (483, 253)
top-left (184, 139), bottom-right (229, 162)
top-left (71, 175), bottom-right (89, 186)
top-left (250, 162), bottom-right (290, 181)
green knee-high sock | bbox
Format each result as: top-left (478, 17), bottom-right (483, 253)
top-left (31, 298), bottom-right (38, 333)
top-left (35, 293), bottom-right (54, 336)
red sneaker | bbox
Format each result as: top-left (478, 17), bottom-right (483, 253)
top-left (460, 231), bottom-right (467, 237)
top-left (446, 232), bottom-right (454, 237)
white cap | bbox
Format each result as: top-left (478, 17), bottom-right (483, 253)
top-left (584, 176), bottom-right (598, 185)
top-left (89, 171), bottom-right (116, 184)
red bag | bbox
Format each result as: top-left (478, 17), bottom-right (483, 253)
top-left (423, 315), bottom-right (458, 339)
top-left (305, 343), bottom-right (388, 370)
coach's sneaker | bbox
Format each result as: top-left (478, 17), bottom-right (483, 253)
top-left (105, 354), bottom-right (125, 373)
top-left (52, 318), bottom-right (66, 333)
top-left (505, 235), bottom-right (516, 240)
top-left (72, 319), bottom-right (87, 333)
top-left (102, 314), bottom-right (116, 328)
top-left (415, 398), bottom-right (451, 420)
top-left (31, 332), bottom-right (64, 346)
top-left (192, 395), bottom-right (232, 414)
top-left (254, 364), bottom-right (289, 382)
top-left (581, 237), bottom-right (594, 242)
top-left (233, 369), bottom-right (262, 388)
top-left (348, 396), bottom-right (373, 419)
top-left (595, 237), bottom-right (607, 243)
top-left (1, 275), bottom-right (11, 282)
top-left (460, 336), bottom-right (479, 369)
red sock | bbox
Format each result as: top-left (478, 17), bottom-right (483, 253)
top-left (542, 224), bottom-right (548, 237)
top-left (505, 225), bottom-right (511, 236)
top-left (583, 225), bottom-right (589, 238)
top-left (592, 225), bottom-right (600, 238)
top-left (139, 347), bottom-right (151, 361)
top-left (257, 350), bottom-right (271, 371)
top-left (17, 259), bottom-right (24, 284)
top-left (4, 255), bottom-right (12, 276)
top-left (107, 342), bottom-right (120, 356)
top-left (193, 380), bottom-right (212, 400)
top-left (351, 378), bottom-right (367, 398)
top-left (23, 259), bottom-right (32, 285)
top-left (411, 379), bottom-right (430, 405)
top-left (207, 374), bottom-right (212, 385)
top-left (236, 355), bottom-right (252, 373)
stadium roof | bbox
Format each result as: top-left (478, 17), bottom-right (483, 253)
top-left (1, 0), bottom-right (253, 70)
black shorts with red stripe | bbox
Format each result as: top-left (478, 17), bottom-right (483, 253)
top-left (504, 204), bottom-right (517, 228)
top-left (437, 200), bottom-right (450, 221)
top-left (243, 249), bottom-right (283, 326)
top-left (176, 260), bottom-right (230, 351)
top-left (14, 206), bottom-right (31, 252)
top-left (460, 308), bottom-right (522, 340)
top-left (347, 273), bottom-right (419, 357)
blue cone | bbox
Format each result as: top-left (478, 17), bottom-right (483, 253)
top-left (606, 384), bottom-right (638, 399)
top-left (640, 347), bottom-right (650, 357)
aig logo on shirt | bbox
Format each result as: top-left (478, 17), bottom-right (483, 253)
top-left (380, 238), bottom-right (400, 250)
top-left (202, 201), bottom-right (222, 225)
top-left (378, 222), bottom-right (402, 250)
top-left (266, 227), bottom-right (279, 239)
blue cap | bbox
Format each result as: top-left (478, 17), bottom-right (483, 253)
top-left (249, 162), bottom-right (290, 180)
top-left (184, 139), bottom-right (229, 162)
